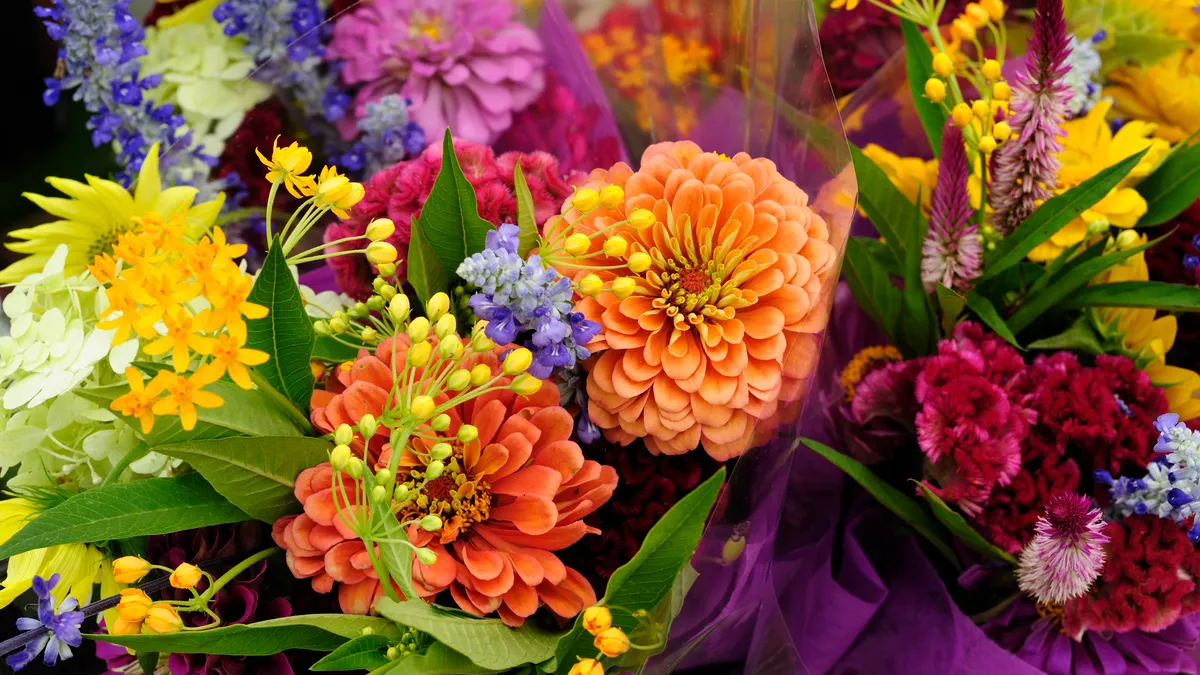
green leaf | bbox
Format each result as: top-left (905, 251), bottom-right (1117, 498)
top-left (373, 499), bottom-right (418, 602)
top-left (899, 195), bottom-right (935, 355)
top-left (512, 164), bottom-right (540, 257)
top-left (418, 129), bottom-right (495, 273)
top-left (1136, 142), bottom-right (1200, 227)
top-left (1027, 314), bottom-right (1111, 355)
top-left (901, 20), bottom-right (947, 155)
top-left (610, 564), bottom-right (699, 672)
top-left (312, 634), bottom-right (392, 671)
top-left (376, 599), bottom-right (561, 670)
top-left (802, 439), bottom-right (958, 567)
top-left (857, 237), bottom-right (904, 277)
top-left (849, 145), bottom-right (922, 263)
top-left (138, 651), bottom-right (159, 675)
top-left (842, 238), bottom-right (903, 348)
top-left (247, 242), bottom-right (316, 414)
top-left (964, 292), bottom-right (1020, 348)
top-left (554, 468), bottom-right (726, 673)
top-left (407, 220), bottom-right (452, 306)
top-left (1055, 281), bottom-right (1200, 312)
top-left (91, 615), bottom-right (397, 655)
top-left (313, 330), bottom-right (366, 363)
top-left (370, 643), bottom-right (498, 675)
top-left (1007, 232), bottom-right (1167, 334)
top-left (0, 474), bottom-right (247, 559)
top-left (935, 284), bottom-right (966, 336)
top-left (153, 436), bottom-right (331, 523)
top-left (75, 367), bottom-right (308, 445)
top-left (982, 148), bottom-right (1148, 281)
top-left (916, 482), bottom-right (1017, 564)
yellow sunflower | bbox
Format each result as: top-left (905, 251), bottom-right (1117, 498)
top-left (1, 144), bottom-right (224, 283)
top-left (1106, 49), bottom-right (1200, 145)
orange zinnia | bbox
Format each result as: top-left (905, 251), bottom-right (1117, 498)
top-left (545, 142), bottom-right (837, 459)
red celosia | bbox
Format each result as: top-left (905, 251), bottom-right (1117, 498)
top-left (1064, 516), bottom-right (1200, 637)
top-left (973, 448), bottom-right (1082, 555)
top-left (1082, 355), bottom-right (1167, 475)
top-left (322, 141), bottom-right (582, 299)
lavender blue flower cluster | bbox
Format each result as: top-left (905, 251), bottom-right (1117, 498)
top-left (457, 224), bottom-right (601, 380)
top-left (330, 95), bottom-right (426, 177)
top-left (35, 0), bottom-right (214, 187)
top-left (1096, 413), bottom-right (1200, 542)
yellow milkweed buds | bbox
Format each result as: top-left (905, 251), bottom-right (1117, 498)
top-left (1115, 229), bottom-right (1141, 249)
top-left (471, 331), bottom-right (496, 352)
top-left (431, 414), bottom-right (452, 432)
top-left (330, 443), bottom-right (352, 470)
top-left (582, 606), bottom-right (612, 635)
top-left (446, 369), bottom-right (471, 391)
top-left (169, 562), bottom-right (203, 589)
top-left (594, 627), bottom-right (631, 657)
top-left (965, 3), bottom-right (990, 26)
top-left (346, 457), bottom-right (364, 479)
top-left (435, 314), bottom-right (457, 340)
top-left (951, 18), bottom-right (976, 41)
top-left (360, 327), bottom-right (378, 343)
top-left (993, 81), bottom-right (1011, 101)
top-left (573, 188), bottom-right (600, 211)
top-left (117, 589), bottom-right (153, 622)
top-left (599, 184), bottom-right (625, 209)
top-left (426, 460), bottom-right (445, 480)
top-left (511, 373), bottom-right (543, 396)
top-left (924, 78), bottom-right (947, 103)
top-left (981, 0), bottom-right (1005, 20)
top-left (407, 317), bottom-right (431, 342)
top-left (951, 103), bottom-right (973, 128)
top-left (470, 364), bottom-right (492, 386)
top-left (503, 347), bottom-right (533, 375)
top-left (430, 442), bottom-right (453, 460)
top-left (144, 604), bottom-right (183, 634)
top-left (457, 424), bottom-right (479, 443)
top-left (370, 485), bottom-right (387, 503)
top-left (579, 274), bottom-right (603, 297)
top-left (359, 414), bottom-right (378, 439)
top-left (611, 277), bottom-right (636, 299)
top-left (110, 616), bottom-right (142, 636)
top-left (375, 468), bottom-right (392, 485)
top-left (334, 424), bottom-right (354, 446)
top-left (426, 292), bottom-right (450, 321)
top-left (415, 548), bottom-right (438, 566)
top-left (410, 395), bottom-right (436, 419)
top-left (603, 236), bottom-right (628, 257)
top-left (365, 218), bottom-right (395, 242)
top-left (971, 100), bottom-right (990, 119)
top-left (978, 135), bottom-right (998, 153)
top-left (981, 59), bottom-right (1002, 81)
top-left (376, 262), bottom-right (397, 277)
top-left (569, 659), bottom-right (604, 675)
top-left (564, 233), bottom-right (592, 257)
top-left (629, 208), bottom-right (656, 231)
top-left (993, 121), bottom-right (1012, 142)
top-left (932, 52), bottom-right (953, 77)
top-left (408, 340), bottom-right (432, 367)
top-left (627, 251), bottom-right (652, 273)
top-left (366, 241), bottom-right (398, 265)
top-left (113, 556), bottom-right (151, 584)
top-left (419, 514), bottom-right (443, 531)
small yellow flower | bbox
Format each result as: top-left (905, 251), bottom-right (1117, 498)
top-left (149, 368), bottom-right (225, 431)
top-left (951, 103), bottom-right (973, 128)
top-left (830, 0), bottom-right (859, 9)
top-left (112, 556), bottom-right (152, 584)
top-left (932, 52), bottom-right (954, 77)
top-left (569, 659), bottom-right (604, 675)
top-left (993, 81), bottom-right (1012, 101)
top-left (511, 373), bottom-right (543, 396)
top-left (195, 333), bottom-right (269, 389)
top-left (169, 562), bottom-right (203, 589)
top-left (306, 166), bottom-right (365, 218)
top-left (109, 616), bottom-right (143, 635)
top-left (144, 603), bottom-right (184, 634)
top-left (111, 367), bottom-right (162, 434)
top-left (365, 241), bottom-right (398, 265)
top-left (582, 606), bottom-right (612, 635)
top-left (503, 347), bottom-right (533, 375)
top-left (924, 78), bottom-right (947, 103)
top-left (98, 288), bottom-right (158, 346)
top-left (978, 135), bottom-right (998, 153)
top-left (365, 218), bottom-right (395, 242)
top-left (117, 588), bottom-right (153, 622)
top-left (143, 308), bottom-right (208, 373)
top-left (199, 271), bottom-right (268, 344)
top-left (594, 626), bottom-right (631, 657)
top-left (256, 136), bottom-right (316, 198)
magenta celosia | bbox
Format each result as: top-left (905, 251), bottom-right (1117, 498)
top-left (1016, 493), bottom-right (1108, 605)
top-left (327, 0), bottom-right (545, 144)
top-left (922, 124), bottom-right (981, 292)
top-left (323, 141), bottom-right (581, 298)
top-left (988, 0), bottom-right (1071, 235)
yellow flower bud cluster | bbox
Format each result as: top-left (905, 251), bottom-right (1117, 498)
top-left (551, 184), bottom-right (650, 302)
top-left (110, 557), bottom-right (228, 635)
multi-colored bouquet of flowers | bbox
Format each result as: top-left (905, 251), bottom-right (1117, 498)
top-left (798, 0), bottom-right (1200, 671)
top-left (0, 1), bottom-right (856, 673)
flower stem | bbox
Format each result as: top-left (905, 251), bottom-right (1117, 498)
top-left (264, 180), bottom-right (282, 246)
top-left (100, 443), bottom-right (148, 487)
top-left (199, 548), bottom-right (280, 603)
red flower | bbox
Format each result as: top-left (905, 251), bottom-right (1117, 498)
top-left (213, 99), bottom-right (296, 208)
top-left (1064, 516), bottom-right (1200, 637)
top-left (972, 447), bottom-right (1082, 555)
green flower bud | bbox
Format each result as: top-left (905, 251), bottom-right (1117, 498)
top-left (426, 460), bottom-right (445, 480)
top-left (370, 485), bottom-right (387, 503)
top-left (408, 317), bottom-right (431, 343)
top-left (313, 320), bottom-right (332, 336)
top-left (435, 313), bottom-right (457, 339)
top-left (389, 294), bottom-right (411, 322)
top-left (415, 548), bottom-right (438, 565)
top-left (361, 627), bottom-right (375, 636)
top-left (366, 295), bottom-right (386, 311)
top-left (419, 514), bottom-right (443, 531)
top-left (394, 484), bottom-right (410, 502)
top-left (329, 316), bottom-right (348, 334)
top-left (430, 443), bottom-right (453, 461)
top-left (346, 457), bottom-right (364, 479)
top-left (329, 444), bottom-right (352, 470)
top-left (375, 468), bottom-right (392, 485)
top-left (376, 262), bottom-right (397, 277)
top-left (359, 414), bottom-right (378, 439)
top-left (380, 284), bottom-right (397, 301)
top-left (334, 424), bottom-right (354, 446)
top-left (446, 369), bottom-right (471, 391)
top-left (457, 424), bottom-right (479, 443)
top-left (431, 414), bottom-right (451, 431)
top-left (438, 335), bottom-right (462, 359)
top-left (386, 646), bottom-right (399, 660)
top-left (349, 302), bottom-right (369, 319)
top-left (360, 327), bottom-right (378, 343)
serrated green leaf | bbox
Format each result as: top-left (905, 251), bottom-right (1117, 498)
top-left (916, 482), bottom-right (1017, 564)
top-left (964, 292), bottom-right (1020, 348)
top-left (803, 439), bottom-right (958, 568)
top-left (312, 634), bottom-right (392, 671)
top-left (377, 599), bottom-right (561, 670)
top-left (849, 145), bottom-right (921, 263)
top-left (75, 367), bottom-right (308, 445)
top-left (512, 164), bottom-right (540, 257)
top-left (1055, 281), bottom-right (1200, 311)
top-left (0, 474), bottom-right (246, 559)
top-left (1136, 142), bottom-right (1200, 227)
top-left (1007, 232), bottom-right (1168, 334)
top-left (91, 615), bottom-right (396, 655)
top-left (369, 643), bottom-right (498, 675)
top-left (153, 436), bottom-right (331, 523)
top-left (408, 219), bottom-right (451, 306)
top-left (247, 242), bottom-right (316, 414)
top-left (983, 148), bottom-right (1148, 281)
top-left (901, 20), bottom-right (947, 155)
top-left (419, 129), bottom-right (494, 273)
top-left (843, 238), bottom-right (903, 348)
top-left (554, 468), bottom-right (726, 673)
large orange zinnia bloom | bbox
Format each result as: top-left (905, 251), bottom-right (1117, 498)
top-left (545, 141), bottom-right (837, 459)
top-left (289, 338), bottom-right (617, 625)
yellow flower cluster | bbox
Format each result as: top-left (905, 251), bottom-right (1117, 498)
top-left (541, 184), bottom-right (641, 301)
top-left (92, 219), bottom-right (269, 432)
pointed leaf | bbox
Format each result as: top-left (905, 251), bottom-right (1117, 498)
top-left (0, 474), bottom-right (247, 559)
top-left (803, 439), bottom-right (958, 567)
top-left (91, 615), bottom-right (397, 655)
top-left (512, 163), bottom-right (540, 257)
top-left (964, 292), bottom-right (1020, 348)
top-left (312, 331), bottom-right (366, 363)
top-left (1056, 281), bottom-right (1200, 312)
top-left (935, 284), bottom-right (966, 336)
top-left (899, 195), bottom-right (935, 355)
top-left (369, 643), bottom-right (498, 675)
top-left (312, 634), bottom-right (392, 671)
top-left (901, 20), bottom-right (947, 155)
top-left (857, 237), bottom-right (904, 277)
top-left (916, 482), bottom-right (1017, 564)
top-left (418, 129), bottom-right (495, 272)
top-left (407, 219), bottom-right (451, 306)
top-left (137, 651), bottom-right (159, 674)
top-left (554, 468), bottom-right (725, 673)
top-left (247, 242), bottom-right (316, 414)
top-left (1136, 142), bottom-right (1200, 227)
top-left (843, 238), bottom-right (903, 347)
top-left (849, 145), bottom-right (921, 263)
top-left (153, 436), bottom-right (331, 523)
top-left (983, 148), bottom-right (1148, 280)
top-left (1027, 315), bottom-right (1111, 355)
top-left (376, 599), bottom-right (561, 670)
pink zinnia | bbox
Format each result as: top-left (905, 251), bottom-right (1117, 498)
top-left (1016, 493), bottom-right (1108, 605)
top-left (922, 124), bottom-right (981, 292)
top-left (327, 0), bottom-right (545, 144)
top-left (988, 0), bottom-right (1071, 235)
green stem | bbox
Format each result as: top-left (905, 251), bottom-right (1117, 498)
top-left (264, 180), bottom-right (282, 246)
top-left (200, 548), bottom-right (280, 602)
top-left (100, 443), bottom-right (149, 487)
top-left (289, 235), bottom-right (368, 262)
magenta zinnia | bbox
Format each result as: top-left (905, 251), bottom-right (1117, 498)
top-left (988, 0), bottom-right (1071, 236)
top-left (922, 124), bottom-right (981, 292)
top-left (1016, 493), bottom-right (1108, 605)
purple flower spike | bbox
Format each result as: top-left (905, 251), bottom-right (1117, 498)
top-left (922, 123), bottom-right (981, 292)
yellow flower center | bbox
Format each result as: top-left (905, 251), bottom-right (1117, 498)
top-left (399, 443), bottom-right (491, 540)
top-left (840, 345), bottom-right (904, 401)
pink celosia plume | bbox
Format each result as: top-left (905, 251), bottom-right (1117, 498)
top-left (922, 123), bottom-right (981, 292)
top-left (1016, 493), bottom-right (1108, 605)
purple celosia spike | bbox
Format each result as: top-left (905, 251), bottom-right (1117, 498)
top-left (1016, 493), bottom-right (1109, 604)
top-left (921, 123), bottom-right (982, 292)
top-left (989, 0), bottom-right (1071, 236)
